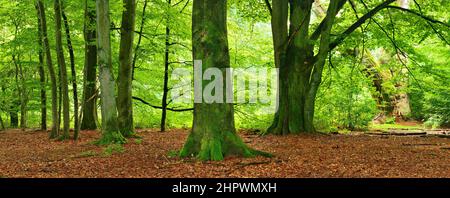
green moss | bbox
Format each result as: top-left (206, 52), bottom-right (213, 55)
top-left (102, 144), bottom-right (125, 156)
top-left (94, 130), bottom-right (127, 145)
top-left (179, 133), bottom-right (198, 158)
top-left (180, 129), bottom-right (272, 161)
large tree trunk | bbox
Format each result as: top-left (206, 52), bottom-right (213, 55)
top-left (37, 0), bottom-right (59, 138)
top-left (117, 0), bottom-right (136, 137)
top-left (160, 0), bottom-right (171, 132)
top-left (267, 0), bottom-right (341, 135)
top-left (54, 0), bottom-right (70, 139)
top-left (36, 6), bottom-right (47, 131)
top-left (81, 0), bottom-right (98, 130)
top-left (96, 0), bottom-right (126, 144)
top-left (61, 5), bottom-right (79, 139)
top-left (180, 0), bottom-right (269, 161)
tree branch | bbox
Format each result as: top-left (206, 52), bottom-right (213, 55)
top-left (132, 96), bottom-right (193, 112)
top-left (310, 0), bottom-right (348, 40)
top-left (386, 5), bottom-right (450, 28)
top-left (329, 0), bottom-right (396, 51)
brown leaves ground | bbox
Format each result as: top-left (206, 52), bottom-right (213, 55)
top-left (0, 129), bottom-right (449, 178)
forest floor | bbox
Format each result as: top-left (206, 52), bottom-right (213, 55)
top-left (0, 128), bottom-right (449, 178)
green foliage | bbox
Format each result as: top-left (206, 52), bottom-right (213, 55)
top-left (423, 115), bottom-right (444, 129)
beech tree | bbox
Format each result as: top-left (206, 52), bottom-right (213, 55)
top-left (96, 0), bottom-right (126, 144)
top-left (265, 0), bottom-right (448, 134)
top-left (179, 0), bottom-right (269, 161)
top-left (81, 0), bottom-right (98, 131)
top-left (36, 0), bottom-right (59, 138)
top-left (117, 0), bottom-right (136, 137)
top-left (54, 0), bottom-right (70, 139)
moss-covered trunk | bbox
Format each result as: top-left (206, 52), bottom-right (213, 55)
top-left (267, 0), bottom-right (341, 134)
top-left (81, 0), bottom-right (98, 130)
top-left (96, 0), bottom-right (126, 144)
top-left (117, 0), bottom-right (136, 137)
top-left (180, 0), bottom-right (269, 161)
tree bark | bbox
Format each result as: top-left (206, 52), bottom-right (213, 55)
top-left (12, 54), bottom-right (27, 129)
top-left (267, 0), bottom-right (341, 134)
top-left (36, 4), bottom-right (47, 131)
top-left (37, 0), bottom-right (59, 138)
top-left (180, 0), bottom-right (270, 161)
top-left (0, 114), bottom-right (4, 131)
top-left (160, 0), bottom-right (171, 132)
top-left (54, 0), bottom-right (70, 139)
top-left (132, 0), bottom-right (148, 80)
top-left (117, 0), bottom-right (136, 137)
top-left (81, 0), bottom-right (98, 130)
top-left (61, 5), bottom-right (79, 139)
top-left (96, 0), bottom-right (126, 144)
top-left (10, 111), bottom-right (18, 128)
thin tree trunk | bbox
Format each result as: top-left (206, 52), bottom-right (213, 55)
top-left (12, 54), bottom-right (27, 129)
top-left (18, 57), bottom-right (27, 129)
top-left (117, 0), bottom-right (136, 137)
top-left (37, 0), bottom-right (59, 138)
top-left (37, 6), bottom-right (47, 131)
top-left (11, 20), bottom-right (27, 129)
top-left (180, 0), bottom-right (269, 161)
top-left (132, 0), bottom-right (148, 80)
top-left (160, 0), bottom-right (171, 132)
top-left (61, 5), bottom-right (79, 140)
top-left (81, 0), bottom-right (98, 130)
top-left (96, 0), bottom-right (126, 144)
top-left (54, 0), bottom-right (70, 140)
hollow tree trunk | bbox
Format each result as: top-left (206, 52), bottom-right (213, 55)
top-left (37, 0), bottom-right (59, 138)
top-left (61, 5), bottom-right (79, 139)
top-left (36, 7), bottom-right (47, 131)
top-left (81, 0), bottom-right (98, 130)
top-left (117, 0), bottom-right (136, 137)
top-left (96, 0), bottom-right (126, 144)
top-left (180, 0), bottom-right (269, 161)
top-left (160, 0), bottom-right (171, 132)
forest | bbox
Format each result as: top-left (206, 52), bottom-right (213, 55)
top-left (0, 0), bottom-right (449, 178)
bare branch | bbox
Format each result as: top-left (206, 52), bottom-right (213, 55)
top-left (132, 96), bottom-right (193, 112)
